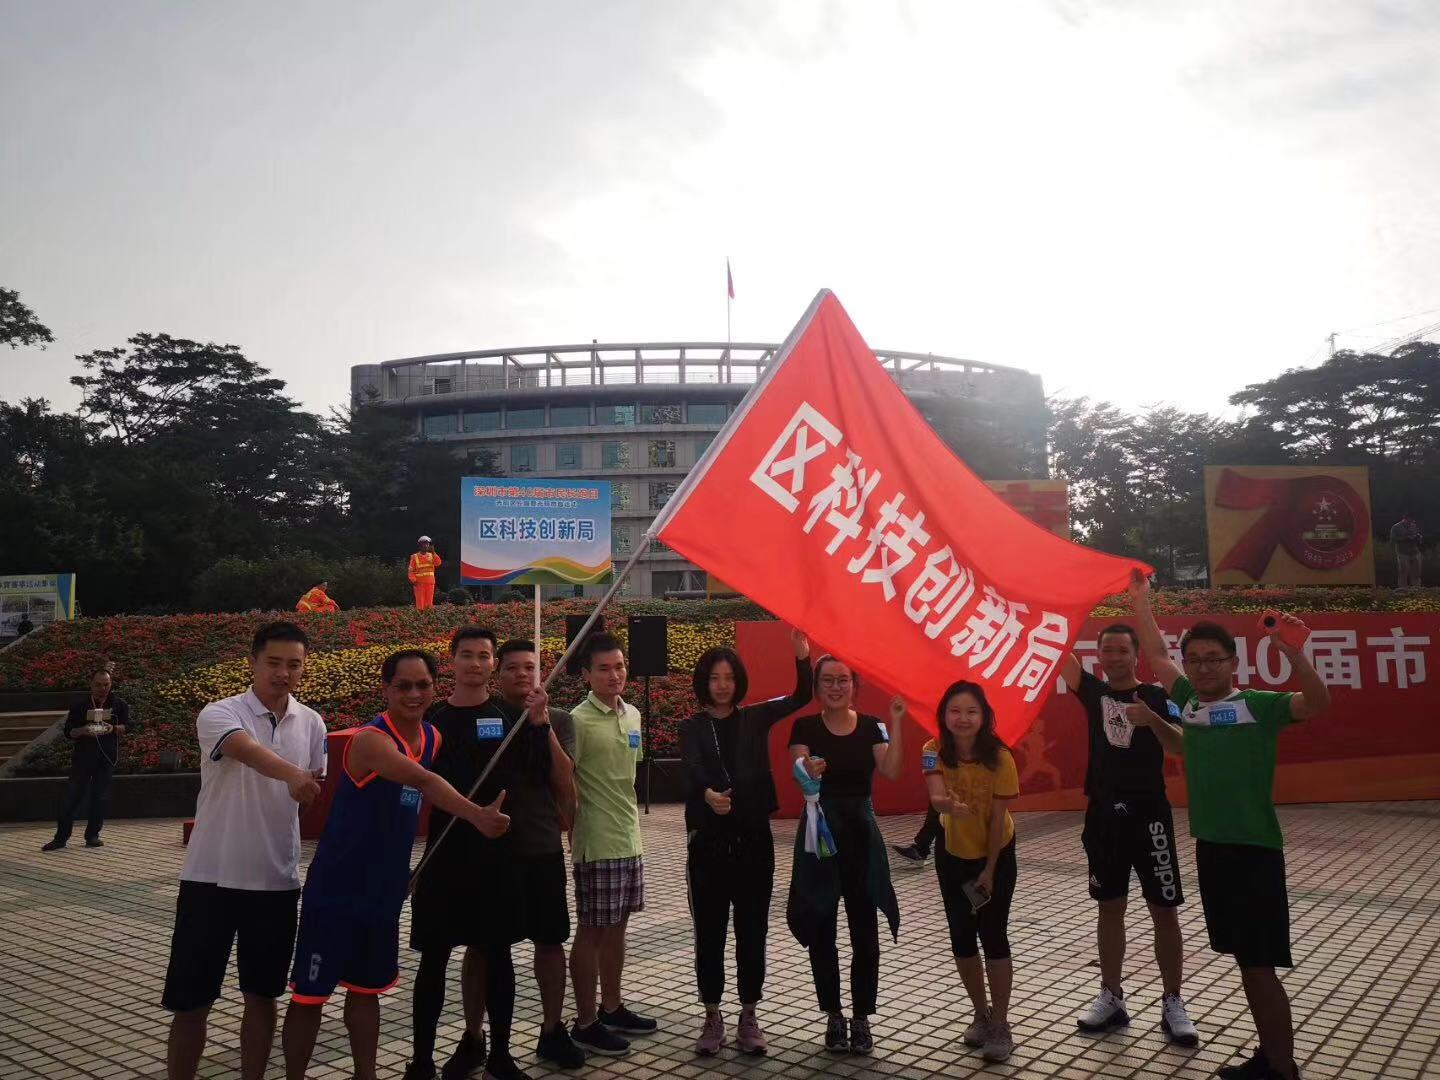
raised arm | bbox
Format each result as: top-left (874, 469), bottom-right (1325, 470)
top-left (753, 631), bottom-right (815, 727)
top-left (1271, 614), bottom-right (1332, 720)
top-left (1060, 652), bottom-right (1083, 692)
top-left (873, 697), bottom-right (907, 782)
top-left (1127, 570), bottom-right (1182, 693)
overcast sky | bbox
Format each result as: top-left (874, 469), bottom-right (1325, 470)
top-left (4, 0), bottom-right (1438, 419)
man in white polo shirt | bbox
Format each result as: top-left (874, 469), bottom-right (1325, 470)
top-left (162, 621), bottom-right (327, 1080)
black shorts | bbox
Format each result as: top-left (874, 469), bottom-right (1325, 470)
top-left (935, 839), bottom-right (1018, 961)
top-left (518, 851), bottom-right (571, 946)
top-left (410, 850), bottom-right (524, 952)
top-left (1081, 802), bottom-right (1184, 908)
top-left (161, 881), bottom-right (300, 1012)
top-left (1195, 839), bottom-right (1292, 968)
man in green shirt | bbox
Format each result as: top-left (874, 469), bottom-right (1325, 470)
top-left (567, 632), bottom-right (658, 1057)
top-left (1125, 572), bottom-right (1330, 1080)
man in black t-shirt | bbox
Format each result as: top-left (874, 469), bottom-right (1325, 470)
top-left (1060, 623), bottom-right (1199, 1047)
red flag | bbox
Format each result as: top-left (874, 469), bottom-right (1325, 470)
top-left (653, 291), bottom-right (1149, 741)
top-left (726, 258), bottom-right (735, 300)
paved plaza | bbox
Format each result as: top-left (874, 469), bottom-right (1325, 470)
top-left (1, 801), bottom-right (1437, 1079)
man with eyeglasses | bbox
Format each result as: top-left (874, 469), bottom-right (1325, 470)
top-left (1126, 573), bottom-right (1330, 1080)
top-left (283, 650), bottom-right (511, 1080)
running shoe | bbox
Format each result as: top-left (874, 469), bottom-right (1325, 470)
top-left (1077, 986), bottom-right (1130, 1032)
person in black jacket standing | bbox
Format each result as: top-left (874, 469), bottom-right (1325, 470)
top-left (681, 628), bottom-right (811, 1058)
top-left (43, 668), bottom-right (136, 851)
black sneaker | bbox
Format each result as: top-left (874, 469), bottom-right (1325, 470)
top-left (891, 843), bottom-right (928, 865)
top-left (849, 1016), bottom-right (873, 1055)
top-left (41, 839), bottom-right (66, 852)
top-left (536, 1023), bottom-right (586, 1069)
top-left (1218, 1048), bottom-right (1272, 1079)
top-left (403, 1061), bottom-right (437, 1080)
top-left (481, 1052), bottom-right (530, 1080)
top-left (824, 1014), bottom-right (848, 1051)
top-left (571, 1020), bottom-right (630, 1057)
top-left (598, 1004), bottom-right (657, 1035)
top-left (84, 838), bottom-right (104, 848)
top-left (441, 1030), bottom-right (486, 1079)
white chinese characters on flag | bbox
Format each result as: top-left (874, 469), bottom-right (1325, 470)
top-left (652, 291), bottom-right (1151, 741)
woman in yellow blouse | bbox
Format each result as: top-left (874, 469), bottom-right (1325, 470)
top-left (921, 680), bottom-right (1020, 1064)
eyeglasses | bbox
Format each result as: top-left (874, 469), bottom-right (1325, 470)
top-left (391, 679), bottom-right (435, 692)
top-left (1182, 655), bottom-right (1234, 671)
top-left (819, 676), bottom-right (853, 688)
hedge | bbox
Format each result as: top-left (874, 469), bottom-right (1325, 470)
top-left (6, 589), bottom-right (1439, 777)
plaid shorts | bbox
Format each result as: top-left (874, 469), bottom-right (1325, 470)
top-left (573, 857), bottom-right (645, 928)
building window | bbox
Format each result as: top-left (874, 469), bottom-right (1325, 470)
top-left (688, 402), bottom-right (728, 424)
top-left (557, 443), bottom-right (582, 469)
top-left (430, 377), bottom-right (453, 395)
top-left (550, 404), bottom-right (590, 427)
top-left (602, 441), bottom-right (631, 469)
top-left (613, 524), bottom-right (633, 555)
top-left (649, 481), bottom-right (677, 510)
top-left (506, 407), bottom-right (544, 429)
top-left (613, 483), bottom-right (632, 510)
top-left (651, 570), bottom-right (687, 595)
top-left (463, 409), bottom-right (501, 432)
top-left (597, 404), bottom-right (637, 425)
top-left (652, 569), bottom-right (704, 594)
top-left (648, 440), bottom-right (676, 467)
top-left (511, 445), bottom-right (537, 472)
top-left (423, 413), bottom-right (458, 437)
top-left (695, 435), bottom-right (715, 462)
top-left (641, 403), bottom-right (681, 425)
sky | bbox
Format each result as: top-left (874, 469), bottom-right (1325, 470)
top-left (3, 0), bottom-right (1439, 419)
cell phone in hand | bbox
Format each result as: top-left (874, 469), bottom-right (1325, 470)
top-left (1258, 609), bottom-right (1310, 650)
top-left (962, 878), bottom-right (991, 913)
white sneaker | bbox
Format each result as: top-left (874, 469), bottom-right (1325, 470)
top-left (1161, 993), bottom-right (1199, 1046)
top-left (1076, 986), bottom-right (1129, 1032)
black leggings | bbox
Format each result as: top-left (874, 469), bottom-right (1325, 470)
top-left (809, 811), bottom-right (881, 1015)
top-left (411, 944), bottom-right (515, 1065)
top-left (935, 839), bottom-right (1017, 961)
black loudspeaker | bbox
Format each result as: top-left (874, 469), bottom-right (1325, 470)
top-left (565, 614), bottom-right (604, 676)
top-left (627, 615), bottom-right (668, 677)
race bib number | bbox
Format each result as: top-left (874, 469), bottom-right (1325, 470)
top-left (1101, 697), bottom-right (1134, 749)
top-left (475, 717), bottom-right (504, 741)
top-left (1166, 700), bottom-right (1181, 719)
top-left (1206, 705), bottom-right (1239, 726)
top-left (921, 750), bottom-right (938, 771)
top-left (875, 721), bottom-right (890, 743)
top-left (400, 785), bottom-right (422, 809)
top-left (628, 730), bottom-right (641, 750)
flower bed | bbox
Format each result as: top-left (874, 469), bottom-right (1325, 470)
top-left (7, 589), bottom-right (1440, 777)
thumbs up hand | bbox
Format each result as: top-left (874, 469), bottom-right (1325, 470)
top-left (470, 789), bottom-right (512, 838)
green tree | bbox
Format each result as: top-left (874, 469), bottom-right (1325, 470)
top-left (0, 287), bottom-right (54, 349)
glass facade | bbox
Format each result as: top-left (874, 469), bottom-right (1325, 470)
top-left (423, 413), bottom-right (458, 437)
top-left (649, 481), bottom-right (677, 510)
top-left (511, 445), bottom-right (537, 472)
top-left (602, 441), bottom-right (631, 469)
top-left (507, 407), bottom-right (545, 429)
top-left (688, 402), bottom-right (728, 424)
top-left (556, 443), bottom-right (582, 469)
top-left (648, 440), bottom-right (676, 467)
top-left (463, 409), bottom-right (501, 432)
top-left (613, 483), bottom-right (632, 510)
top-left (597, 404), bottom-right (637, 425)
top-left (641, 403), bottom-right (682, 424)
top-left (550, 404), bottom-right (590, 427)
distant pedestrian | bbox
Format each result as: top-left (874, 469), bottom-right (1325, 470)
top-left (42, 668), bottom-right (136, 851)
top-left (1390, 512), bottom-right (1423, 587)
top-left (15, 613), bottom-right (35, 638)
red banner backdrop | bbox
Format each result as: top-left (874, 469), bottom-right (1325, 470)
top-left (736, 617), bottom-right (1440, 817)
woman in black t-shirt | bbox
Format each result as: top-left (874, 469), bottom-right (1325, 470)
top-left (785, 656), bottom-right (904, 1055)
top-left (680, 629), bottom-right (813, 1057)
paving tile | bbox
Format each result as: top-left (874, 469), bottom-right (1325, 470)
top-left (2, 801), bottom-right (1437, 1078)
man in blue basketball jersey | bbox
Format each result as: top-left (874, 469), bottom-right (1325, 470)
top-left (281, 650), bottom-right (510, 1080)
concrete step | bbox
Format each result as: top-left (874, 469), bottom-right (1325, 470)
top-left (0, 711), bottom-right (66, 725)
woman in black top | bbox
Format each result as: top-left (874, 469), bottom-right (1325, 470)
top-left (680, 629), bottom-right (812, 1057)
top-left (786, 656), bottom-right (904, 1055)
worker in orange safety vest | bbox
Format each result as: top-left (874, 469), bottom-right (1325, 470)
top-left (296, 582), bottom-right (340, 614)
top-left (408, 536), bottom-right (442, 610)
